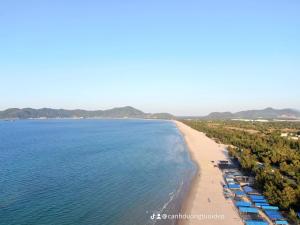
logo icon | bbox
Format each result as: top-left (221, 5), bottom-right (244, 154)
top-left (150, 213), bottom-right (163, 220)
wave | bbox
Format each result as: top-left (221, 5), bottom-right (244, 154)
top-left (149, 180), bottom-right (184, 225)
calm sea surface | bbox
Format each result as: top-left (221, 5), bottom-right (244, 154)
top-left (0, 119), bottom-right (196, 225)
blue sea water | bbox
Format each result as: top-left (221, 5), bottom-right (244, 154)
top-left (0, 119), bottom-right (196, 225)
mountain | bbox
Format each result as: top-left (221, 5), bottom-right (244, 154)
top-left (203, 107), bottom-right (300, 120)
top-left (2, 106), bottom-right (299, 120)
top-left (0, 106), bottom-right (174, 120)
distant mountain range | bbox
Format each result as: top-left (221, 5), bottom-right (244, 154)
top-left (201, 107), bottom-right (300, 120)
top-left (1, 107), bottom-right (299, 120)
top-left (0, 106), bottom-right (174, 120)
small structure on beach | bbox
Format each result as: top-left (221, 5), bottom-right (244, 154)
top-left (225, 177), bottom-right (235, 183)
top-left (238, 206), bottom-right (265, 222)
top-left (235, 201), bottom-right (251, 207)
top-left (218, 160), bottom-right (237, 169)
top-left (249, 195), bottom-right (268, 204)
top-left (255, 202), bottom-right (270, 208)
top-left (243, 185), bottom-right (260, 195)
top-left (245, 220), bottom-right (268, 225)
top-left (228, 183), bottom-right (241, 189)
top-left (264, 210), bottom-right (284, 221)
top-left (275, 220), bottom-right (289, 225)
top-left (261, 205), bottom-right (279, 211)
top-left (239, 207), bottom-right (259, 214)
top-left (234, 190), bottom-right (246, 197)
top-left (234, 175), bottom-right (250, 183)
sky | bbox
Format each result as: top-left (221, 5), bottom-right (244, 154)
top-left (0, 0), bottom-right (300, 116)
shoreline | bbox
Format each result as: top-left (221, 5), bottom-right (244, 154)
top-left (174, 120), bottom-right (243, 225)
top-left (175, 122), bottom-right (200, 220)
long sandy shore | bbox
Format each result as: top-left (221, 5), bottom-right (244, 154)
top-left (175, 121), bottom-right (243, 225)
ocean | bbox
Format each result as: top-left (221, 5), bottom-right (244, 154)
top-left (0, 119), bottom-right (196, 225)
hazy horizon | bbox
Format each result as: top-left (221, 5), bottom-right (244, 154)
top-left (0, 105), bottom-right (299, 117)
top-left (1, 1), bottom-right (300, 115)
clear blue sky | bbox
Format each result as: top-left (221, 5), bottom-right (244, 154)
top-left (1, 0), bottom-right (300, 116)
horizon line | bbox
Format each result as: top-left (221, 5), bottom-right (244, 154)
top-left (0, 106), bottom-right (299, 117)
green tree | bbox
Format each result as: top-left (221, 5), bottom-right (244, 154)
top-left (279, 186), bottom-right (297, 209)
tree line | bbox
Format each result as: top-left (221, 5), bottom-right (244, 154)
top-left (182, 120), bottom-right (300, 224)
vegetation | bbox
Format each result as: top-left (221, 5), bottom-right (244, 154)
top-left (182, 120), bottom-right (300, 222)
top-left (0, 106), bottom-right (174, 119)
top-left (198, 107), bottom-right (300, 120)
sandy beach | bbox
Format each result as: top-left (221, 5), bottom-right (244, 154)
top-left (175, 121), bottom-right (243, 225)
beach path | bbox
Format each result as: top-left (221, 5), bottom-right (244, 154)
top-left (175, 121), bottom-right (243, 225)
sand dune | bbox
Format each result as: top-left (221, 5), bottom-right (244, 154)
top-left (175, 121), bottom-right (243, 225)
